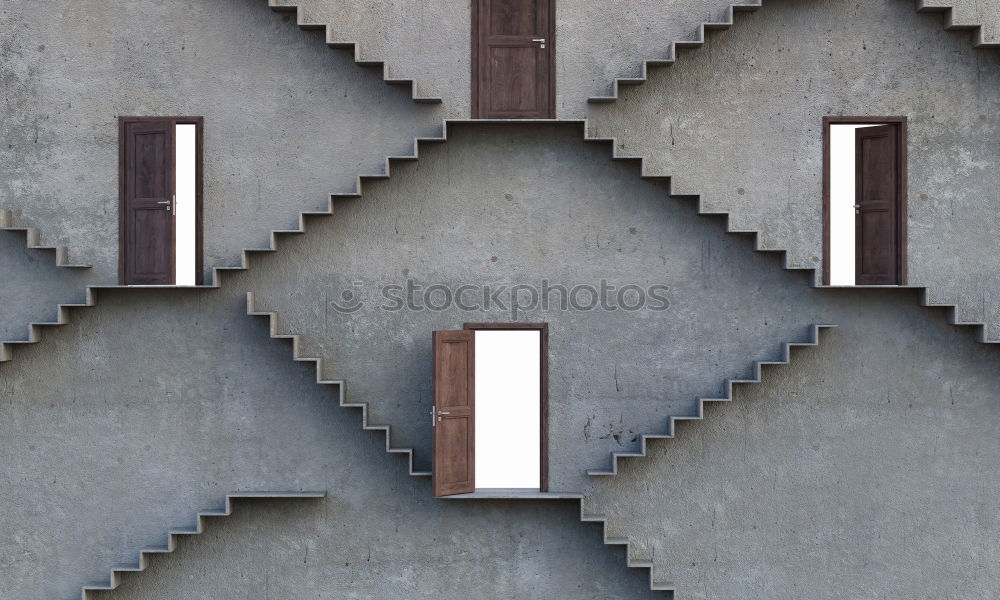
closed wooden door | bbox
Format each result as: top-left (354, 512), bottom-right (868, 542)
top-left (473, 0), bottom-right (554, 119)
top-left (855, 125), bottom-right (899, 285)
top-left (123, 120), bottom-right (175, 285)
top-left (432, 330), bottom-right (475, 496)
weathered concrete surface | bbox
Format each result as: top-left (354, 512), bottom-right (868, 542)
top-left (242, 122), bottom-right (999, 490)
top-left (95, 496), bottom-right (653, 599)
top-left (0, 0), bottom-right (441, 285)
top-left (2, 0), bottom-right (999, 596)
top-left (587, 0), bottom-right (1000, 339)
top-left (585, 291), bottom-right (1000, 598)
top-left (0, 283), bottom-right (660, 600)
top-left (1, 123), bottom-right (998, 598)
top-left (921, 0), bottom-right (1000, 45)
top-left (0, 231), bottom-right (98, 341)
top-left (246, 123), bottom-right (837, 492)
top-left (271, 0), bottom-right (749, 118)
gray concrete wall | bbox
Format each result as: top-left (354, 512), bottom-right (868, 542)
top-left (0, 0), bottom-right (442, 287)
top-left (3, 0), bottom-right (1000, 597)
top-left (0, 282), bottom-right (660, 600)
top-left (585, 289), bottom-right (1000, 598)
top-left (271, 0), bottom-right (749, 118)
top-left (2, 120), bottom-right (997, 600)
top-left (587, 0), bottom-right (1000, 339)
top-left (244, 123), bottom-right (841, 492)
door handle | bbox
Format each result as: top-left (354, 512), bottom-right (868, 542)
top-left (532, 38), bottom-right (546, 49)
top-left (431, 406), bottom-right (451, 427)
top-left (157, 197), bottom-right (175, 214)
top-left (431, 406), bottom-right (450, 426)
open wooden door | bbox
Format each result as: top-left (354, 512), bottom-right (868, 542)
top-left (432, 330), bottom-right (475, 496)
top-left (122, 119), bottom-right (175, 285)
top-left (855, 124), bottom-right (900, 285)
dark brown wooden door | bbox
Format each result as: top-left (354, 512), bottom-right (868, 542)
top-left (123, 120), bottom-right (174, 285)
top-left (474, 0), bottom-right (554, 119)
top-left (433, 330), bottom-right (475, 496)
top-left (855, 124), bottom-right (899, 285)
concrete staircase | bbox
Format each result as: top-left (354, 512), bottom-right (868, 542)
top-left (918, 0), bottom-right (1000, 47)
top-left (0, 209), bottom-right (91, 269)
top-left (577, 324), bottom-right (836, 594)
top-left (247, 292), bottom-right (432, 478)
top-left (587, 324), bottom-right (834, 477)
top-left (590, 0), bottom-right (996, 105)
top-left (588, 2), bottom-right (763, 103)
top-left (237, 114), bottom-right (999, 594)
top-left (266, 0), bottom-right (442, 103)
top-left (0, 209), bottom-right (96, 362)
top-left (80, 492), bottom-right (325, 598)
top-left (232, 117), bottom-right (839, 594)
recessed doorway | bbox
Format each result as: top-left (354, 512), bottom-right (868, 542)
top-left (432, 323), bottom-right (548, 497)
top-left (823, 117), bottom-right (907, 286)
top-left (119, 117), bottom-right (203, 286)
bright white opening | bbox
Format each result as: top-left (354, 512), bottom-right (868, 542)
top-left (829, 124), bottom-right (885, 286)
top-left (175, 124), bottom-right (197, 286)
top-left (474, 330), bottom-right (541, 489)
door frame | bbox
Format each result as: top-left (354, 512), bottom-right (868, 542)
top-left (463, 322), bottom-right (549, 492)
top-left (118, 116), bottom-right (204, 285)
top-left (822, 116), bottom-right (908, 286)
top-left (470, 0), bottom-right (557, 119)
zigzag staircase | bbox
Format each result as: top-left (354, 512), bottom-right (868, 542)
top-left (0, 6), bottom-right (444, 594)
top-left (588, 2), bottom-right (763, 104)
top-left (586, 324), bottom-right (834, 477)
top-left (80, 492), bottom-right (325, 599)
top-left (228, 117), bottom-right (834, 595)
top-left (584, 0), bottom-right (1000, 344)
top-left (0, 0), bottom-right (446, 367)
top-left (0, 209), bottom-right (91, 269)
top-left (0, 131), bottom-right (447, 367)
top-left (917, 0), bottom-right (999, 47)
top-left (591, 0), bottom-right (995, 104)
top-left (234, 116), bottom-right (1000, 594)
top-left (266, 0), bottom-right (441, 103)
top-left (0, 208), bottom-right (96, 362)
top-left (247, 293), bottom-right (431, 477)
top-left (576, 326), bottom-right (834, 593)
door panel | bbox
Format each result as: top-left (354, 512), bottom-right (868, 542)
top-left (489, 0), bottom-right (538, 35)
top-left (475, 0), bottom-right (553, 118)
top-left (433, 330), bottom-right (475, 496)
top-left (488, 47), bottom-right (542, 113)
top-left (130, 206), bottom-right (173, 281)
top-left (124, 121), bottom-right (174, 285)
top-left (855, 125), bottom-right (899, 285)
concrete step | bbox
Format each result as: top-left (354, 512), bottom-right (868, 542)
top-left (79, 492), bottom-right (325, 599)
